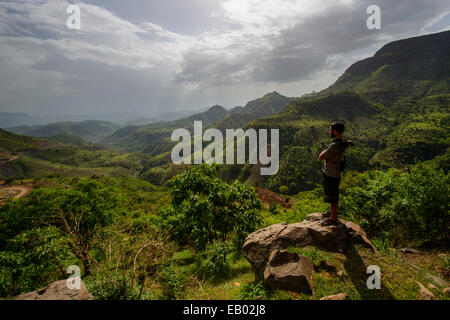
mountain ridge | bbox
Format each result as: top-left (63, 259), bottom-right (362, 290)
top-left (7, 120), bottom-right (121, 142)
top-left (103, 92), bottom-right (293, 154)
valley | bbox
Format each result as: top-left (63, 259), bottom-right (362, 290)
top-left (0, 31), bottom-right (448, 301)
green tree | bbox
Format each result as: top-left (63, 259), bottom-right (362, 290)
top-left (0, 226), bottom-right (73, 296)
top-left (0, 180), bottom-right (120, 275)
top-left (340, 164), bottom-right (449, 246)
top-left (159, 164), bottom-right (263, 255)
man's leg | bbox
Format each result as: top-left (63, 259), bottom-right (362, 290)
top-left (321, 175), bottom-right (340, 225)
top-left (330, 202), bottom-right (338, 221)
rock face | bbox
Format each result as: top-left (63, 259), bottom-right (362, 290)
top-left (242, 213), bottom-right (375, 282)
top-left (263, 250), bottom-right (314, 294)
top-left (12, 278), bottom-right (93, 300)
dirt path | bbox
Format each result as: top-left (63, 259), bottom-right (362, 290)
top-left (254, 187), bottom-right (293, 209)
top-left (0, 155), bottom-right (19, 165)
top-left (8, 185), bottom-right (32, 199)
top-left (0, 184), bottom-right (33, 204)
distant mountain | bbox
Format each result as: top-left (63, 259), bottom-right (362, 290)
top-left (320, 30), bottom-right (450, 106)
top-left (103, 92), bottom-right (292, 155)
top-left (44, 134), bottom-right (88, 146)
top-left (103, 105), bottom-right (230, 155)
top-left (0, 112), bottom-right (183, 128)
top-left (212, 92), bottom-right (293, 132)
top-left (137, 31), bottom-right (449, 190)
top-left (229, 106), bottom-right (244, 113)
top-left (7, 120), bottom-right (120, 142)
top-left (0, 112), bottom-right (40, 128)
top-left (120, 118), bottom-right (156, 126)
top-left (239, 30), bottom-right (450, 193)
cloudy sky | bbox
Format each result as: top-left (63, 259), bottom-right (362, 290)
top-left (0, 0), bottom-right (449, 116)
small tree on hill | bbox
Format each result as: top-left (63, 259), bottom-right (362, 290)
top-left (158, 164), bottom-right (263, 257)
top-left (0, 180), bottom-right (119, 275)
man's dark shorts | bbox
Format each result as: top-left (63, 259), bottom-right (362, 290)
top-left (322, 172), bottom-right (341, 203)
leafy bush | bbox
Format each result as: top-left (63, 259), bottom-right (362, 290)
top-left (340, 164), bottom-right (449, 246)
top-left (238, 282), bottom-right (269, 300)
top-left (269, 202), bottom-right (281, 215)
top-left (279, 185), bottom-right (288, 194)
top-left (4, 177), bottom-right (15, 185)
top-left (202, 241), bottom-right (231, 279)
top-left (0, 180), bottom-right (120, 275)
top-left (86, 271), bottom-right (146, 300)
top-left (83, 229), bottom-right (175, 300)
top-left (157, 164), bottom-right (263, 255)
top-left (0, 226), bottom-right (74, 297)
top-left (157, 265), bottom-right (187, 299)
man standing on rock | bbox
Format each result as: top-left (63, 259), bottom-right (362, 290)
top-left (318, 122), bottom-right (354, 226)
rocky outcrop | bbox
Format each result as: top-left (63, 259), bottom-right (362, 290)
top-left (263, 250), bottom-right (314, 294)
top-left (242, 213), bottom-right (375, 282)
top-left (12, 278), bottom-right (93, 300)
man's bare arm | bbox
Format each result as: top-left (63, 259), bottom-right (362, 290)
top-left (319, 150), bottom-right (328, 161)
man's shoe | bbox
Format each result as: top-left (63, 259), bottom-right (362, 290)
top-left (320, 218), bottom-right (340, 226)
top-left (321, 211), bottom-right (340, 219)
top-left (321, 211), bottom-right (331, 218)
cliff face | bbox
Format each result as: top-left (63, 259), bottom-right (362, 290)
top-left (321, 30), bottom-right (450, 106)
top-left (343, 30), bottom-right (450, 80)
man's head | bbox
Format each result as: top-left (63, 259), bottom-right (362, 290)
top-left (329, 122), bottom-right (345, 138)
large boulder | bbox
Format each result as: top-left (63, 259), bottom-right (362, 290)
top-left (304, 213), bottom-right (376, 251)
top-left (242, 213), bottom-right (375, 282)
top-left (12, 278), bottom-right (93, 300)
top-left (263, 250), bottom-right (314, 294)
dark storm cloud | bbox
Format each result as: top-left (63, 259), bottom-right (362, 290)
top-left (176, 0), bottom-right (450, 86)
top-left (0, 0), bottom-right (448, 115)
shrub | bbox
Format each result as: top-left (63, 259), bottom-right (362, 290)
top-left (157, 164), bottom-right (263, 257)
top-left (85, 230), bottom-right (175, 300)
top-left (0, 226), bottom-right (74, 297)
top-left (238, 282), bottom-right (269, 300)
top-left (279, 185), bottom-right (288, 194)
top-left (5, 177), bottom-right (15, 185)
top-left (203, 241), bottom-right (231, 279)
top-left (0, 180), bottom-right (121, 275)
top-left (157, 265), bottom-right (187, 299)
top-left (340, 164), bottom-right (449, 246)
top-left (86, 272), bottom-right (143, 300)
top-left (269, 202), bottom-right (281, 215)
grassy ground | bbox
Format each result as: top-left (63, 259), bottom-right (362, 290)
top-left (3, 148), bottom-right (448, 300)
top-left (165, 245), bottom-right (449, 300)
top-left (146, 188), bottom-right (449, 301)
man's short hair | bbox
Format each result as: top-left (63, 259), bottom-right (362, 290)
top-left (331, 122), bottom-right (345, 134)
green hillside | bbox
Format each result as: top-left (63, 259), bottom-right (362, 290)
top-left (103, 94), bottom-right (291, 155)
top-left (103, 105), bottom-right (228, 152)
top-left (321, 30), bottom-right (450, 105)
top-left (130, 32), bottom-right (450, 192)
top-left (0, 128), bottom-right (51, 153)
top-left (212, 92), bottom-right (293, 132)
top-left (223, 31), bottom-right (450, 193)
top-left (7, 120), bottom-right (120, 142)
top-left (0, 31), bottom-right (449, 302)
top-left (45, 134), bottom-right (88, 146)
top-left (131, 32), bottom-right (449, 191)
